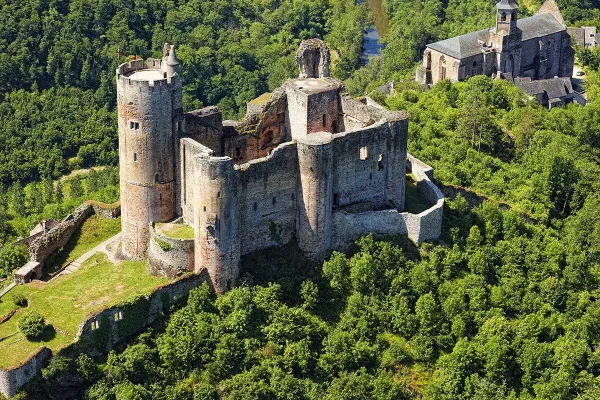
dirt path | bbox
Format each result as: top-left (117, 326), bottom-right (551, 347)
top-left (57, 232), bottom-right (122, 277)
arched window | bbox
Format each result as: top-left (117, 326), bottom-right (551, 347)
top-left (500, 12), bottom-right (507, 22)
top-left (155, 174), bottom-right (159, 183)
top-left (440, 56), bottom-right (447, 81)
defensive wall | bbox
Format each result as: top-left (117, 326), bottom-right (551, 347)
top-left (331, 153), bottom-right (443, 249)
top-left (185, 104), bottom-right (409, 292)
top-left (0, 347), bottom-right (51, 398)
top-left (28, 203), bottom-right (94, 267)
top-left (0, 271), bottom-right (210, 398)
top-left (148, 222), bottom-right (194, 278)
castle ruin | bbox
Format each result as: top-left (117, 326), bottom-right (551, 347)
top-left (117, 40), bottom-right (443, 293)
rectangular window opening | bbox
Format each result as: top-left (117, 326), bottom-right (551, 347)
top-left (134, 153), bottom-right (137, 162)
top-left (114, 311), bottom-right (123, 321)
top-left (360, 146), bottom-right (368, 160)
top-left (130, 121), bottom-right (140, 130)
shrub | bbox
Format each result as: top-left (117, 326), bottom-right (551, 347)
top-left (12, 293), bottom-right (27, 307)
top-left (18, 311), bottom-right (46, 339)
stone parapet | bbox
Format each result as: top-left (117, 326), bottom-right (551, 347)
top-left (148, 222), bottom-right (194, 278)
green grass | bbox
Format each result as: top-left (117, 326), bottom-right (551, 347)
top-left (248, 92), bottom-right (271, 106)
top-left (156, 223), bottom-right (195, 240)
top-left (45, 215), bottom-right (121, 277)
top-left (0, 253), bottom-right (168, 368)
top-left (404, 174), bottom-right (433, 214)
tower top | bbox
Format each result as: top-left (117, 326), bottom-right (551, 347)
top-left (497, 0), bottom-right (518, 10)
top-left (296, 39), bottom-right (330, 79)
top-left (167, 45), bottom-right (181, 67)
top-left (495, 0), bottom-right (518, 34)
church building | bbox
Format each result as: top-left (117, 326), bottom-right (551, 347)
top-left (416, 0), bottom-right (574, 87)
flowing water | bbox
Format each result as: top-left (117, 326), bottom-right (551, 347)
top-left (361, 0), bottom-right (390, 64)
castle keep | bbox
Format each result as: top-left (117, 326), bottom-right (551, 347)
top-left (117, 39), bottom-right (443, 293)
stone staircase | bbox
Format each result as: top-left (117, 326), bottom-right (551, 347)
top-left (62, 261), bottom-right (82, 275)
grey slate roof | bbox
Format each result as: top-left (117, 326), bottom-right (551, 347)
top-left (514, 76), bottom-right (573, 99)
top-left (519, 13), bottom-right (565, 41)
top-left (427, 29), bottom-right (490, 59)
top-left (426, 13), bottom-right (566, 59)
top-left (497, 0), bottom-right (519, 10)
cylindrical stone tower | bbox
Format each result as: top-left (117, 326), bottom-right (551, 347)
top-left (116, 45), bottom-right (183, 259)
top-left (296, 132), bottom-right (333, 260)
top-left (194, 156), bottom-right (241, 293)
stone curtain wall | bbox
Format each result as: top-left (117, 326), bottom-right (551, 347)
top-left (0, 347), bottom-right (51, 398)
top-left (148, 223), bottom-right (194, 278)
top-left (28, 203), bottom-right (94, 265)
top-left (77, 272), bottom-right (210, 355)
top-left (237, 142), bottom-right (299, 255)
top-left (87, 200), bottom-right (121, 219)
top-left (0, 271), bottom-right (210, 397)
top-left (331, 153), bottom-right (443, 249)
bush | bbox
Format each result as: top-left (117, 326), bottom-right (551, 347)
top-left (18, 311), bottom-right (46, 339)
top-left (12, 293), bottom-right (27, 307)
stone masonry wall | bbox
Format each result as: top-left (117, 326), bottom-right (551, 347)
top-left (0, 268), bottom-right (210, 398)
top-left (0, 347), bottom-right (51, 398)
top-left (28, 203), bottom-right (94, 265)
top-left (148, 222), bottom-right (194, 278)
top-left (236, 142), bottom-right (299, 255)
top-left (331, 153), bottom-right (443, 249)
top-left (77, 272), bottom-right (210, 354)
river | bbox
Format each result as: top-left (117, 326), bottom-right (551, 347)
top-left (361, 0), bottom-right (390, 64)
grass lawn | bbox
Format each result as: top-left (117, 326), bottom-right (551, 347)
top-left (0, 253), bottom-right (168, 368)
top-left (156, 223), bottom-right (195, 240)
top-left (45, 215), bottom-right (121, 277)
top-left (404, 174), bottom-right (433, 214)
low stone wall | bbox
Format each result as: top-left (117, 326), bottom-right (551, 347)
top-left (28, 203), bottom-right (94, 266)
top-left (77, 271), bottom-right (209, 355)
top-left (331, 153), bottom-right (444, 248)
top-left (87, 200), bottom-right (121, 219)
top-left (0, 347), bottom-right (51, 398)
top-left (0, 271), bottom-right (210, 397)
top-left (147, 223), bottom-right (195, 278)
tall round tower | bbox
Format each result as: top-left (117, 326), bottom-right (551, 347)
top-left (116, 44), bottom-right (183, 259)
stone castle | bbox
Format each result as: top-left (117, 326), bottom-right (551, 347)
top-left (416, 0), bottom-right (574, 88)
top-left (117, 39), bottom-right (443, 293)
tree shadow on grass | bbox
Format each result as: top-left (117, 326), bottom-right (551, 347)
top-left (30, 324), bottom-right (57, 343)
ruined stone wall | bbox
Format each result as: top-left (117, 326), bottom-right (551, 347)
top-left (77, 272), bottom-right (209, 355)
top-left (117, 61), bottom-right (178, 259)
top-left (28, 203), bottom-right (93, 265)
top-left (184, 106), bottom-right (223, 155)
top-left (180, 138), bottom-right (214, 225)
top-left (148, 223), bottom-right (194, 278)
top-left (87, 200), bottom-right (121, 219)
top-left (331, 153), bottom-right (443, 249)
top-left (237, 142), bottom-right (299, 255)
top-left (0, 347), bottom-right (51, 399)
top-left (331, 119), bottom-right (407, 210)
